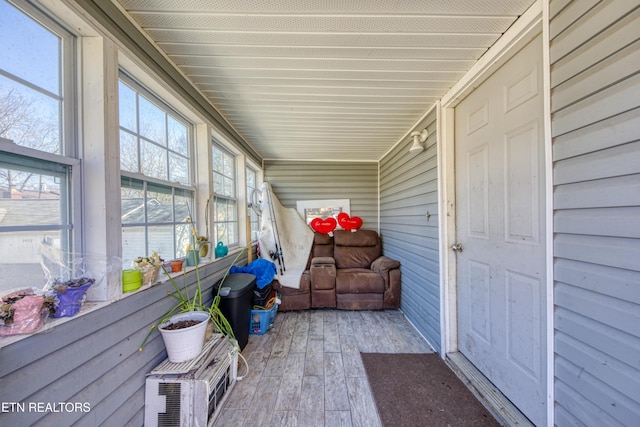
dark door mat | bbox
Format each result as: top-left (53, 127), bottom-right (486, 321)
top-left (361, 353), bottom-right (501, 427)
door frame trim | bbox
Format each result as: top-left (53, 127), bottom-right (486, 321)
top-left (437, 0), bottom-right (554, 425)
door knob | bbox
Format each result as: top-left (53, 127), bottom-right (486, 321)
top-left (451, 243), bottom-right (463, 253)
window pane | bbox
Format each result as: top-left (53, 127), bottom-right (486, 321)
top-left (0, 76), bottom-right (61, 154)
top-left (138, 96), bottom-right (166, 146)
top-left (175, 223), bottom-right (190, 258)
top-left (148, 224), bottom-right (174, 260)
top-left (0, 1), bottom-right (60, 94)
top-left (119, 130), bottom-right (138, 172)
top-left (118, 81), bottom-right (137, 132)
top-left (246, 167), bottom-right (259, 241)
top-left (212, 148), bottom-right (222, 171)
top-left (0, 230), bottom-right (68, 292)
top-left (213, 175), bottom-right (224, 195)
top-left (147, 184), bottom-right (173, 223)
top-left (247, 169), bottom-right (256, 188)
top-left (0, 167), bottom-right (69, 226)
top-left (169, 152), bottom-right (189, 184)
top-left (223, 155), bottom-right (233, 178)
top-left (168, 116), bottom-right (187, 155)
top-left (223, 176), bottom-right (234, 197)
top-left (213, 196), bottom-right (237, 246)
top-left (122, 226), bottom-right (145, 266)
top-left (140, 139), bottom-right (167, 180)
top-left (121, 181), bottom-right (144, 224)
top-left (174, 194), bottom-right (191, 223)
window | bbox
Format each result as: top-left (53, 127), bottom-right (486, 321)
top-left (246, 166), bottom-right (259, 242)
top-left (212, 142), bottom-right (237, 247)
top-left (119, 75), bottom-right (194, 264)
top-left (0, 0), bottom-right (77, 294)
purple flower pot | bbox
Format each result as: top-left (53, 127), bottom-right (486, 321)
top-left (52, 278), bottom-right (95, 318)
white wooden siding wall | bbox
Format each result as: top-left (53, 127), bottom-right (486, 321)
top-left (0, 257), bottom-right (244, 426)
top-left (550, 1), bottom-right (640, 425)
top-left (379, 109), bottom-right (439, 352)
top-left (263, 160), bottom-right (379, 228)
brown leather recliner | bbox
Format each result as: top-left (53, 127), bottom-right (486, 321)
top-left (332, 230), bottom-right (401, 310)
top-left (273, 230), bottom-right (401, 311)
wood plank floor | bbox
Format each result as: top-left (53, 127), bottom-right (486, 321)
top-left (214, 309), bottom-right (433, 427)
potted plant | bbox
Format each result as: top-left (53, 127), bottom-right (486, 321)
top-left (50, 277), bottom-right (95, 318)
top-left (139, 213), bottom-right (242, 363)
top-left (0, 288), bottom-right (56, 336)
top-left (132, 252), bottom-right (163, 286)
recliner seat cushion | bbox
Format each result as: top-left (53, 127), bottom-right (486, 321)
top-left (335, 269), bottom-right (385, 294)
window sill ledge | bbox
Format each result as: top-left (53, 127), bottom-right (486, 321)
top-left (0, 249), bottom-right (245, 349)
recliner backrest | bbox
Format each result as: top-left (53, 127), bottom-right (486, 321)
top-left (333, 229), bottom-right (381, 269)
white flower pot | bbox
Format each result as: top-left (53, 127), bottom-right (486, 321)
top-left (159, 311), bottom-right (210, 363)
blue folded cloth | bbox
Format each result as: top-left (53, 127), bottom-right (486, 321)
top-left (230, 259), bottom-right (277, 289)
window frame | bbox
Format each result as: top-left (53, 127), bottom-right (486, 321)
top-left (118, 71), bottom-right (196, 264)
top-left (246, 165), bottom-right (259, 242)
top-left (211, 141), bottom-right (238, 247)
top-left (0, 0), bottom-right (80, 295)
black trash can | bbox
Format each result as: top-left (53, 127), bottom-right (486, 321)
top-left (214, 273), bottom-right (255, 350)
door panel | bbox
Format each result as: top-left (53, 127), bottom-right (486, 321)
top-left (455, 34), bottom-right (545, 426)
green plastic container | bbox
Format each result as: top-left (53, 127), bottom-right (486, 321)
top-left (122, 269), bottom-right (142, 293)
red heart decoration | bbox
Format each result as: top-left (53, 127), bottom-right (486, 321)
top-left (310, 217), bottom-right (337, 234)
top-left (337, 212), bottom-right (363, 231)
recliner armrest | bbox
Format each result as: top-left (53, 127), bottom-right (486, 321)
top-left (310, 260), bottom-right (336, 291)
top-left (370, 256), bottom-right (400, 273)
top-left (311, 256), bottom-right (335, 267)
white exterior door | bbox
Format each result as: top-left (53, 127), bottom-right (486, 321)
top-left (454, 35), bottom-right (546, 426)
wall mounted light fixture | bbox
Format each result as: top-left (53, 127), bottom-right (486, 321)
top-left (409, 129), bottom-right (429, 154)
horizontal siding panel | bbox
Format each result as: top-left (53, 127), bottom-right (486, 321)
top-left (554, 207), bottom-right (640, 238)
top-left (380, 155), bottom-right (437, 189)
top-left (380, 109), bottom-right (440, 352)
top-left (88, 381), bottom-right (145, 427)
top-left (554, 381), bottom-right (623, 427)
top-left (549, 0), bottom-right (599, 40)
top-left (551, 7), bottom-right (640, 87)
top-left (550, 1), bottom-right (639, 63)
top-left (0, 258), bottom-right (239, 425)
top-left (549, 0), bottom-right (573, 18)
top-left (380, 191), bottom-right (437, 213)
top-left (384, 229), bottom-right (440, 253)
top-left (556, 332), bottom-right (640, 400)
top-left (555, 308), bottom-right (640, 369)
top-left (554, 141), bottom-right (640, 185)
top-left (552, 40), bottom-right (640, 112)
top-left (553, 107), bottom-right (640, 161)
top-left (552, 71), bottom-right (640, 136)
top-left (265, 160), bottom-right (378, 228)
top-left (551, 1), bottom-right (640, 425)
top-left (381, 220), bottom-right (439, 239)
top-left (555, 258), bottom-right (640, 304)
top-left (380, 169), bottom-right (438, 201)
top-left (554, 174), bottom-right (640, 209)
top-left (555, 282), bottom-right (640, 337)
top-left (555, 357), bottom-right (639, 426)
top-left (555, 234), bottom-right (640, 271)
